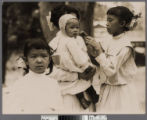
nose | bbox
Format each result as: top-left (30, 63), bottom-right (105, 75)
top-left (73, 28), bottom-right (78, 32)
top-left (36, 56), bottom-right (42, 63)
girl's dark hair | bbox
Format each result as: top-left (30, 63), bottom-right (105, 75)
top-left (50, 5), bottom-right (80, 29)
top-left (107, 6), bottom-right (134, 31)
top-left (24, 38), bottom-right (53, 74)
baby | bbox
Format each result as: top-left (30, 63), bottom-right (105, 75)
top-left (49, 14), bottom-right (99, 109)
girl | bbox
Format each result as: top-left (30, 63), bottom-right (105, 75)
top-left (3, 38), bottom-right (62, 114)
top-left (85, 6), bottom-right (141, 113)
top-left (48, 5), bottom-right (99, 112)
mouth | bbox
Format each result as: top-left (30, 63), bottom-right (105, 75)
top-left (36, 66), bottom-right (44, 68)
top-left (73, 33), bottom-right (78, 36)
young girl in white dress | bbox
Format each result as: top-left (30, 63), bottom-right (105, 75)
top-left (85, 6), bottom-right (141, 114)
top-left (3, 38), bottom-right (62, 114)
top-left (49, 13), bottom-right (99, 111)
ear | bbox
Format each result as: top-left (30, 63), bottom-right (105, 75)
top-left (120, 20), bottom-right (126, 27)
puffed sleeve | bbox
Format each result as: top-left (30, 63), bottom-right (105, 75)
top-left (66, 40), bottom-right (90, 71)
top-left (95, 47), bottom-right (132, 77)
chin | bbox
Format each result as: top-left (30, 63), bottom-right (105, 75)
top-left (36, 70), bottom-right (45, 74)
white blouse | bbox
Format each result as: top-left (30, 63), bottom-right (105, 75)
top-left (3, 70), bottom-right (62, 114)
top-left (96, 32), bottom-right (137, 85)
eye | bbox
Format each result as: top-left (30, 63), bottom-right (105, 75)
top-left (30, 55), bottom-right (37, 58)
top-left (42, 55), bottom-right (48, 58)
top-left (70, 26), bottom-right (74, 29)
top-left (107, 18), bottom-right (112, 22)
top-left (41, 54), bottom-right (49, 58)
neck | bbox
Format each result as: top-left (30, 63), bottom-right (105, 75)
top-left (29, 70), bottom-right (46, 75)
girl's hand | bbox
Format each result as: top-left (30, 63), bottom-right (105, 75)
top-left (87, 45), bottom-right (99, 58)
top-left (85, 36), bottom-right (103, 57)
top-left (85, 36), bottom-right (103, 51)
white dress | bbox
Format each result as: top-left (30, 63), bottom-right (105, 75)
top-left (95, 32), bottom-right (141, 114)
top-left (49, 31), bottom-right (94, 113)
top-left (49, 31), bottom-right (93, 95)
top-left (3, 70), bottom-right (62, 114)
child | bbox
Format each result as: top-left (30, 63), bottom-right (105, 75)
top-left (85, 6), bottom-right (141, 113)
top-left (49, 14), bottom-right (99, 110)
top-left (3, 38), bottom-right (62, 114)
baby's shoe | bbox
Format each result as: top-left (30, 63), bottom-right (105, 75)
top-left (78, 97), bottom-right (91, 109)
top-left (86, 86), bottom-right (99, 104)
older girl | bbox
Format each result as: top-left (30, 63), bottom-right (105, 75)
top-left (85, 6), bottom-right (141, 113)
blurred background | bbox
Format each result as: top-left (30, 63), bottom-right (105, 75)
top-left (2, 2), bottom-right (145, 113)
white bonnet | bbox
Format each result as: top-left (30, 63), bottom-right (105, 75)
top-left (59, 14), bottom-right (77, 32)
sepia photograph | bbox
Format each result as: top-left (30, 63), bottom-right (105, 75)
top-left (1, 1), bottom-right (145, 115)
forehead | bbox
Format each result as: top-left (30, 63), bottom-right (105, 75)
top-left (66, 18), bottom-right (79, 25)
top-left (28, 48), bottom-right (49, 55)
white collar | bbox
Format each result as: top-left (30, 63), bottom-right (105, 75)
top-left (28, 69), bottom-right (50, 77)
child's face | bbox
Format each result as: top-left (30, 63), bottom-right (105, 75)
top-left (26, 49), bottom-right (50, 74)
top-left (106, 14), bottom-right (124, 36)
top-left (65, 18), bottom-right (80, 38)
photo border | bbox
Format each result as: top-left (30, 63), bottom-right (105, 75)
top-left (0, 0), bottom-right (146, 120)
